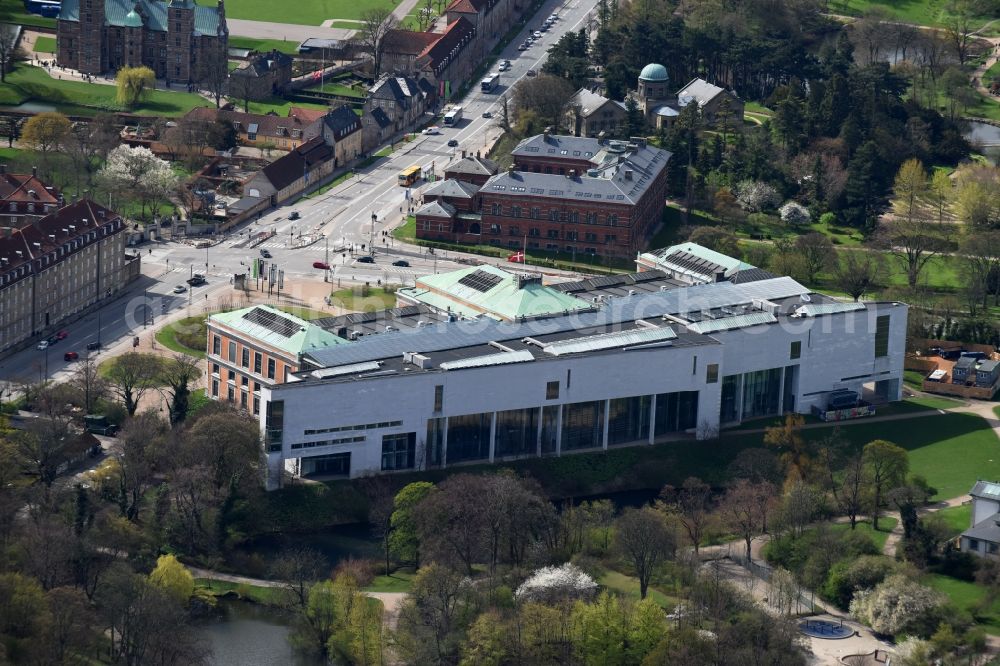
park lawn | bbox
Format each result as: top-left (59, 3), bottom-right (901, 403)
top-left (196, 579), bottom-right (286, 605)
top-left (829, 517), bottom-right (898, 551)
top-left (925, 503), bottom-right (971, 539)
top-left (904, 369), bottom-right (926, 389)
top-left (0, 0), bottom-right (56, 29)
top-left (33, 36), bottom-right (56, 54)
top-left (925, 574), bottom-right (1000, 635)
top-left (0, 147), bottom-right (22, 161)
top-left (901, 395), bottom-right (964, 410)
top-left (227, 36), bottom-right (301, 55)
top-left (599, 570), bottom-right (679, 610)
top-left (303, 81), bottom-right (366, 98)
top-left (222, 0), bottom-right (395, 24)
top-left (0, 65), bottom-right (213, 116)
top-left (832, 0), bottom-right (994, 29)
top-left (154, 315), bottom-right (208, 359)
top-left (245, 96), bottom-right (328, 116)
top-left (743, 101), bottom-right (774, 116)
top-left (330, 287), bottom-right (398, 312)
top-left (364, 570), bottom-right (416, 593)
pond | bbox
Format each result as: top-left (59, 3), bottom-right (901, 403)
top-left (964, 120), bottom-right (1000, 165)
top-left (198, 599), bottom-right (324, 666)
top-left (2, 102), bottom-right (57, 114)
top-left (236, 522), bottom-right (381, 573)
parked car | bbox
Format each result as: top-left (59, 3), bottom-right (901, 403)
top-left (55, 330), bottom-right (68, 340)
top-left (526, 69), bottom-right (537, 77)
top-left (533, 30), bottom-right (542, 38)
top-left (423, 126), bottom-right (442, 135)
top-left (357, 255), bottom-right (375, 264)
top-left (447, 139), bottom-right (459, 147)
top-left (482, 111), bottom-right (493, 118)
top-left (313, 261), bottom-right (331, 270)
top-left (173, 285), bottom-right (187, 294)
top-left (63, 351), bottom-right (79, 361)
top-left (47, 335), bottom-right (59, 345)
top-left (503, 59), bottom-right (511, 67)
top-left (539, 24), bottom-right (548, 31)
top-left (260, 249), bottom-right (272, 258)
top-left (518, 43), bottom-right (528, 51)
top-left (392, 260), bottom-right (410, 267)
top-left (84, 414), bottom-right (118, 437)
top-left (37, 340), bottom-right (49, 350)
top-left (288, 211), bottom-right (300, 220)
top-left (86, 341), bottom-right (101, 351)
top-left (186, 274), bottom-right (206, 286)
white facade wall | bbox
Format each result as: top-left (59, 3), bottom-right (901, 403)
top-left (259, 302), bottom-right (907, 487)
top-left (973, 497), bottom-right (1000, 527)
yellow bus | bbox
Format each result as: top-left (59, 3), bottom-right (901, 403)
top-left (398, 165), bottom-right (421, 187)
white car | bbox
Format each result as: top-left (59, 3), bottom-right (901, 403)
top-left (37, 340), bottom-right (48, 350)
top-left (173, 285), bottom-right (187, 294)
top-left (423, 126), bottom-right (441, 135)
top-left (533, 31), bottom-right (542, 38)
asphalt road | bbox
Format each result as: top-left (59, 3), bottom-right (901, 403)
top-left (0, 0), bottom-right (596, 387)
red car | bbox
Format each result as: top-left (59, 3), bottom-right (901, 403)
top-left (63, 351), bottom-right (79, 361)
top-left (55, 330), bottom-right (68, 340)
top-left (313, 261), bottom-right (331, 270)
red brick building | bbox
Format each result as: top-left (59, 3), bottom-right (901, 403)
top-left (0, 167), bottom-right (62, 229)
top-left (415, 134), bottom-right (670, 258)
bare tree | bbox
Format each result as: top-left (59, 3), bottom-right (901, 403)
top-left (615, 506), bottom-right (676, 599)
top-left (496, 92), bottom-right (512, 133)
top-left (834, 249), bottom-right (884, 301)
top-left (105, 353), bottom-right (160, 416)
top-left (14, 388), bottom-right (83, 487)
top-left (0, 24), bottom-right (20, 83)
top-left (659, 477), bottom-right (713, 556)
top-left (512, 73), bottom-right (575, 131)
top-left (832, 455), bottom-right (867, 529)
top-left (942, 0), bottom-right (978, 65)
top-left (199, 47), bottom-right (229, 108)
top-left (355, 8), bottom-right (399, 79)
top-left (794, 232), bottom-right (835, 284)
top-left (227, 73), bottom-right (256, 113)
top-left (270, 546), bottom-right (327, 609)
top-left (69, 355), bottom-right (107, 414)
top-left (721, 480), bottom-right (775, 562)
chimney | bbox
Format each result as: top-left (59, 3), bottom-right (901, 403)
top-left (507, 164), bottom-right (515, 174)
top-left (462, 150), bottom-right (466, 159)
top-left (624, 169), bottom-right (633, 181)
top-left (568, 169), bottom-right (576, 179)
top-left (597, 131), bottom-right (606, 145)
top-left (31, 166), bottom-right (37, 178)
top-left (630, 136), bottom-right (647, 149)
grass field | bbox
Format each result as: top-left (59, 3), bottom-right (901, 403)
top-left (829, 517), bottom-right (898, 551)
top-left (0, 0), bottom-right (56, 29)
top-left (196, 579), bottom-right (286, 605)
top-left (244, 96), bottom-right (328, 116)
top-left (925, 503), bottom-right (971, 538)
top-left (364, 570), bottom-right (416, 593)
top-left (599, 571), bottom-right (679, 610)
top-left (155, 315), bottom-right (208, 359)
top-left (222, 0), bottom-right (394, 25)
top-left (925, 574), bottom-right (1000, 634)
top-left (227, 36), bottom-right (301, 55)
top-left (0, 65), bottom-right (213, 117)
top-left (330, 286), bottom-right (398, 311)
top-left (830, 0), bottom-right (995, 29)
top-left (33, 36), bottom-right (56, 54)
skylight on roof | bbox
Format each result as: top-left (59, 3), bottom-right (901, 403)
top-left (543, 326), bottom-right (677, 356)
top-left (458, 269), bottom-right (504, 293)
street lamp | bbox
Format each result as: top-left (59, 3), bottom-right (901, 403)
top-left (370, 213), bottom-right (377, 256)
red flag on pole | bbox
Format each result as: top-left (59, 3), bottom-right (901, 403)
top-left (507, 251), bottom-right (525, 263)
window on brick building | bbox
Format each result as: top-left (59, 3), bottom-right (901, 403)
top-left (567, 231), bottom-right (578, 241)
top-left (530, 207), bottom-right (540, 219)
top-left (508, 226), bottom-right (519, 236)
top-left (586, 212), bottom-right (596, 224)
top-left (608, 214), bottom-right (619, 225)
top-left (529, 228), bottom-right (540, 237)
top-left (547, 229), bottom-right (559, 239)
top-left (511, 206), bottom-right (521, 218)
top-left (490, 223), bottom-right (501, 234)
top-left (585, 232), bottom-right (597, 242)
top-left (491, 203), bottom-right (501, 215)
top-left (605, 234), bottom-right (617, 243)
top-left (549, 210), bottom-right (558, 221)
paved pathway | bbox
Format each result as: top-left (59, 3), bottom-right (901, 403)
top-left (188, 566), bottom-right (407, 629)
top-left (225, 19), bottom-right (355, 42)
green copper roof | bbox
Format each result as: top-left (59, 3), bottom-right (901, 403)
top-left (639, 63), bottom-right (668, 82)
top-left (210, 305), bottom-right (346, 357)
top-left (399, 265), bottom-right (593, 321)
top-left (59, 0), bottom-right (224, 36)
top-left (123, 8), bottom-right (144, 26)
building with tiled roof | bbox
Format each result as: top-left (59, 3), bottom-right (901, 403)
top-left (382, 29), bottom-right (443, 75)
top-left (0, 199), bottom-right (137, 353)
top-left (444, 0), bottom-right (513, 61)
top-left (417, 18), bottom-right (475, 85)
top-left (57, 0), bottom-right (228, 82)
top-left (182, 106), bottom-right (317, 150)
top-left (288, 107), bottom-right (328, 124)
top-left (416, 133), bottom-right (671, 259)
top-left (304, 105), bottom-right (363, 168)
top-left (245, 136), bottom-right (335, 205)
top-left (626, 65), bottom-right (743, 130)
top-left (228, 49), bottom-right (293, 101)
top-left (565, 88), bottom-right (628, 138)
top-left (444, 153), bottom-right (498, 186)
top-left (363, 73), bottom-right (433, 151)
top-left (0, 167), bottom-right (62, 229)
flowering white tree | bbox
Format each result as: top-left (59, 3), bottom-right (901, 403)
top-left (735, 180), bottom-right (780, 213)
top-left (97, 145), bottom-right (179, 220)
top-left (849, 575), bottom-right (945, 637)
top-left (515, 563), bottom-right (597, 603)
top-left (779, 201), bottom-right (811, 226)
